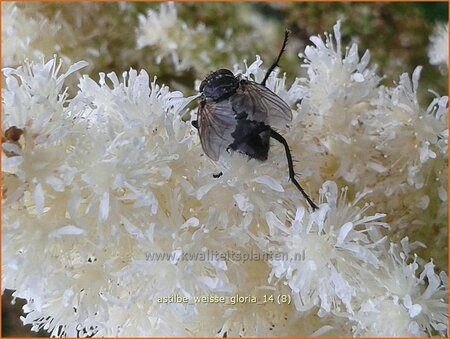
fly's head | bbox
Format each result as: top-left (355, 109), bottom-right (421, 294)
top-left (199, 69), bottom-right (239, 102)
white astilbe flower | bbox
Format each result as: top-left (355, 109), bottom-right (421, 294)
top-left (368, 68), bottom-right (448, 227)
top-left (136, 2), bottom-right (209, 71)
top-left (1, 3), bottom-right (66, 67)
top-left (3, 21), bottom-right (448, 337)
top-left (240, 21), bottom-right (387, 197)
top-left (239, 21), bottom-right (448, 236)
top-left (293, 21), bottom-right (387, 191)
top-left (3, 57), bottom-right (342, 337)
top-left (135, 3), bottom-right (280, 76)
top-left (428, 23), bottom-right (448, 70)
top-left (286, 20), bottom-right (447, 299)
top-left (265, 182), bottom-right (448, 336)
top-left (2, 57), bottom-right (88, 212)
top-left (301, 21), bottom-right (381, 118)
top-left (2, 58), bottom-right (210, 336)
top-left (2, 57), bottom-right (88, 134)
top-left (266, 181), bottom-right (388, 316)
top-left (353, 241), bottom-right (448, 337)
top-left (1, 2), bottom-right (153, 78)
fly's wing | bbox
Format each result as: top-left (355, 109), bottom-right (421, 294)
top-left (232, 80), bottom-right (292, 126)
top-left (198, 99), bottom-right (237, 161)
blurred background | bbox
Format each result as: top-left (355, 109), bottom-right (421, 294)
top-left (2, 1), bottom-right (448, 337)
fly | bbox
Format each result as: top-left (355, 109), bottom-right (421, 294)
top-left (193, 30), bottom-right (318, 211)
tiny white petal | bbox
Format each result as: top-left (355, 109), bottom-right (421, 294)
top-left (122, 217), bottom-right (144, 240)
top-left (352, 72), bottom-right (365, 82)
top-left (233, 194), bottom-right (254, 212)
top-left (196, 182), bottom-right (216, 199)
top-left (2, 143), bottom-right (22, 156)
top-left (2, 155), bottom-right (23, 173)
top-left (409, 304), bottom-right (422, 318)
top-left (99, 192), bottom-right (110, 221)
top-left (180, 217), bottom-right (200, 229)
top-left (367, 162), bottom-right (388, 173)
top-left (34, 183), bottom-right (45, 215)
top-left (45, 177), bottom-right (65, 192)
top-left (253, 175), bottom-right (284, 192)
top-left (170, 249), bottom-right (182, 264)
top-left (49, 226), bottom-right (86, 238)
top-left (336, 222), bottom-right (354, 245)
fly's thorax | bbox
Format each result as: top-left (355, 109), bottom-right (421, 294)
top-left (200, 69), bottom-right (239, 102)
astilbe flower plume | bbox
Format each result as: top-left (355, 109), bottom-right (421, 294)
top-left (266, 182), bottom-right (447, 337)
top-left (428, 23), bottom-right (449, 70)
top-left (1, 2), bottom-right (64, 67)
top-left (2, 22), bottom-right (448, 337)
top-left (249, 21), bottom-right (448, 261)
top-left (136, 2), bottom-right (210, 71)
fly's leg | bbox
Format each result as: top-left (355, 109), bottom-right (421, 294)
top-left (192, 120), bottom-right (222, 178)
top-left (261, 29), bottom-right (290, 87)
top-left (270, 129), bottom-right (318, 211)
top-left (213, 172), bottom-right (223, 178)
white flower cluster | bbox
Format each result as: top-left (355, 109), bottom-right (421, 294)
top-left (135, 2), bottom-right (279, 75)
top-left (250, 22), bottom-right (447, 234)
top-left (267, 182), bottom-right (447, 337)
top-left (2, 23), bottom-right (448, 337)
top-left (1, 2), bottom-right (142, 77)
top-left (428, 23), bottom-right (449, 70)
top-left (1, 2), bottom-right (64, 67)
top-left (136, 2), bottom-right (210, 71)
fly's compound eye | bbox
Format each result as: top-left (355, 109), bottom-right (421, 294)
top-left (199, 79), bottom-right (208, 93)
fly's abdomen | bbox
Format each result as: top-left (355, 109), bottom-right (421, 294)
top-left (229, 120), bottom-right (271, 161)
